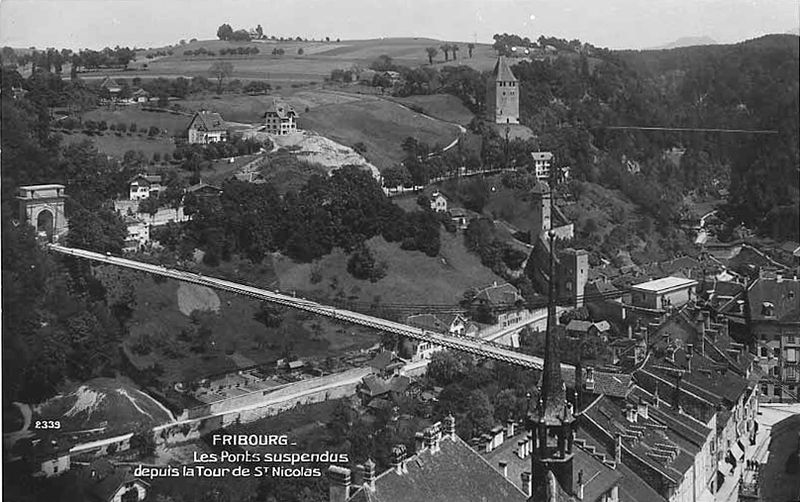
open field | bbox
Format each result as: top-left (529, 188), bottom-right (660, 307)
top-left (88, 38), bottom-right (499, 83)
top-left (391, 94), bottom-right (476, 126)
top-left (82, 106), bottom-right (192, 135)
top-left (61, 131), bottom-right (176, 159)
top-left (299, 96), bottom-right (461, 171)
top-left (273, 231), bottom-right (504, 311)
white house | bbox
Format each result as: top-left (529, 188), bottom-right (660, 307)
top-left (531, 151), bottom-right (553, 181)
top-left (123, 216), bottom-right (150, 253)
top-left (128, 174), bottom-right (163, 201)
top-left (263, 98), bottom-right (297, 136)
top-left (187, 110), bottom-right (228, 144)
top-left (429, 191), bottom-right (448, 213)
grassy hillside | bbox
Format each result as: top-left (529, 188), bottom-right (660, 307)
top-left (299, 96), bottom-right (461, 171)
top-left (121, 269), bottom-right (379, 385)
top-left (273, 232), bottom-right (504, 311)
top-left (391, 93), bottom-right (475, 126)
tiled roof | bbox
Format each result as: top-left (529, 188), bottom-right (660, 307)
top-left (492, 56), bottom-right (518, 82)
top-left (264, 98), bottom-right (297, 119)
top-left (186, 182), bottom-right (222, 193)
top-left (581, 395), bottom-right (703, 482)
top-left (347, 435), bottom-right (527, 502)
top-left (361, 375), bottom-right (410, 397)
top-left (369, 351), bottom-right (394, 370)
top-left (484, 429), bottom-right (621, 501)
top-left (190, 110), bottom-right (226, 131)
top-left (566, 320), bottom-right (593, 332)
top-left (577, 432), bottom-right (667, 502)
top-left (563, 369), bottom-right (633, 398)
top-left (474, 283), bottom-right (523, 307)
top-left (747, 277), bottom-right (800, 322)
top-left (129, 174), bottom-right (162, 184)
top-left (406, 313), bottom-right (463, 332)
top-left (631, 276), bottom-right (697, 293)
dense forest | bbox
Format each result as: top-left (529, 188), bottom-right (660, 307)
top-left (507, 34), bottom-right (799, 240)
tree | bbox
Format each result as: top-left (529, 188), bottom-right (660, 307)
top-left (255, 24), bottom-right (264, 39)
top-left (468, 43), bottom-right (475, 58)
top-left (425, 47), bottom-right (438, 65)
top-left (208, 61), bottom-right (234, 94)
top-left (216, 23), bottom-right (234, 41)
top-left (451, 44), bottom-right (459, 60)
top-left (297, 47), bottom-right (304, 55)
top-left (440, 44), bottom-right (450, 61)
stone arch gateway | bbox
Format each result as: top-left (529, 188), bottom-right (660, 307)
top-left (17, 184), bottom-right (69, 242)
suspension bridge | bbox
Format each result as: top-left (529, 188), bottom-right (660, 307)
top-left (49, 244), bottom-right (576, 371)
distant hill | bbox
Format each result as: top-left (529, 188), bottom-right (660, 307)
top-left (650, 36), bottom-right (718, 49)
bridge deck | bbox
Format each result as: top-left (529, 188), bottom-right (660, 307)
top-left (49, 245), bottom-right (560, 370)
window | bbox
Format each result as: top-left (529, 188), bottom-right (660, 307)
top-left (774, 347), bottom-right (781, 358)
top-left (761, 347), bottom-right (768, 357)
top-left (772, 366), bottom-right (780, 377)
top-left (786, 366), bottom-right (798, 381)
top-left (787, 348), bottom-right (798, 363)
top-left (775, 387), bottom-right (782, 398)
top-left (761, 384), bottom-right (769, 395)
top-left (762, 302), bottom-right (775, 317)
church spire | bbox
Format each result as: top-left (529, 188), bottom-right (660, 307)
top-left (538, 230), bottom-right (567, 424)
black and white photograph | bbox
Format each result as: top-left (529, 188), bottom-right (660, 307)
top-left (1, 1), bottom-right (799, 501)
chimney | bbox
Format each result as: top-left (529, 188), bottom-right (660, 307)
top-left (363, 458), bottom-right (376, 491)
top-left (577, 469), bottom-right (585, 499)
top-left (627, 324), bottom-right (633, 339)
top-left (527, 433), bottom-right (533, 457)
top-left (674, 374), bottom-right (684, 413)
top-left (424, 427), bottom-right (438, 453)
top-left (499, 461), bottom-right (508, 478)
top-left (625, 404), bottom-right (637, 423)
top-left (390, 444), bottom-right (407, 474)
top-left (584, 367), bottom-right (595, 391)
top-left (517, 440), bottom-right (526, 459)
top-left (615, 434), bottom-right (622, 464)
top-left (521, 471), bottom-right (532, 497)
top-left (637, 399), bottom-right (649, 420)
top-left (328, 465), bottom-right (351, 502)
top-left (506, 419), bottom-right (516, 439)
top-left (444, 413), bottom-right (456, 439)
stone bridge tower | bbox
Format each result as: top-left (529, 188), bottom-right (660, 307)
top-left (17, 184), bottom-right (68, 242)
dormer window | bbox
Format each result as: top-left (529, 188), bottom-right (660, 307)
top-left (761, 302), bottom-right (775, 317)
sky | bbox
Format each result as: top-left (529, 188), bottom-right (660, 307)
top-left (0, 0), bottom-right (798, 51)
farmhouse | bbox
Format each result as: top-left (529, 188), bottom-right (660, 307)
top-left (186, 181), bottom-right (223, 198)
top-left (128, 174), bottom-right (163, 200)
top-left (122, 216), bottom-right (150, 253)
top-left (263, 98), bottom-right (298, 135)
top-left (187, 110), bottom-right (228, 144)
top-left (99, 76), bottom-right (122, 98)
top-left (131, 88), bottom-right (150, 103)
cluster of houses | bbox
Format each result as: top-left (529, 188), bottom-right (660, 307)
top-left (97, 76), bottom-right (152, 105)
top-left (185, 98), bottom-right (298, 145)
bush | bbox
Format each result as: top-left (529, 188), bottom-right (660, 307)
top-left (147, 126), bottom-right (160, 137)
top-left (347, 243), bottom-right (387, 282)
top-left (129, 123), bottom-right (138, 133)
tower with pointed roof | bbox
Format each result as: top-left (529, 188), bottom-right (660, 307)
top-left (528, 231), bottom-right (577, 500)
top-left (487, 56), bottom-right (520, 124)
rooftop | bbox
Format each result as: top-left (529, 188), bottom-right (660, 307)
top-left (632, 276), bottom-right (698, 293)
top-left (492, 56), bottom-right (518, 82)
top-left (347, 434), bottom-right (527, 502)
